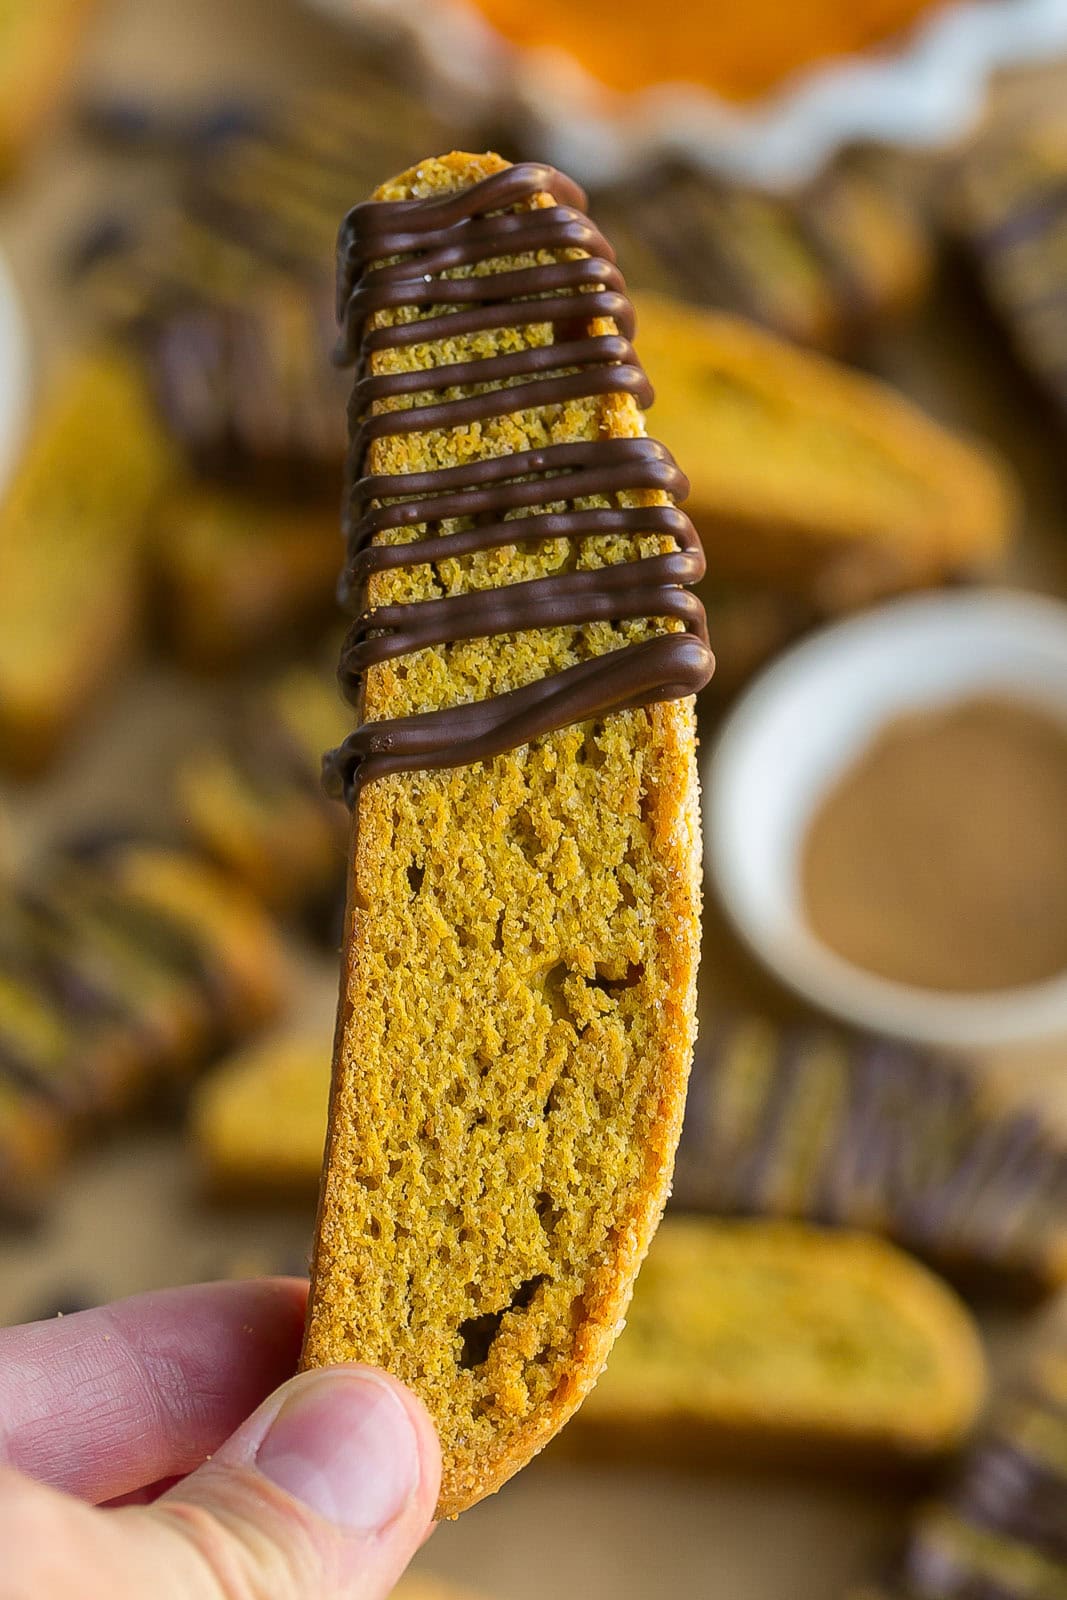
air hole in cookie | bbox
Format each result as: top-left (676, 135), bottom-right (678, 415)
top-left (492, 912), bottom-right (505, 952)
top-left (388, 1158), bottom-right (402, 1179)
top-left (367, 1217), bottom-right (381, 1240)
top-left (513, 808), bottom-right (542, 867)
top-left (543, 963), bottom-right (574, 1025)
top-left (406, 863), bottom-right (425, 895)
top-left (511, 1274), bottom-right (547, 1310)
top-left (591, 962), bottom-right (644, 998)
top-left (535, 1190), bottom-right (561, 1233)
top-left (457, 1275), bottom-right (549, 1370)
top-left (458, 1309), bottom-right (504, 1370)
top-left (594, 1085), bottom-right (615, 1117)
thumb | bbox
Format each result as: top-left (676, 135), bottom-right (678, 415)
top-left (1, 1366), bottom-right (441, 1600)
top-left (152, 1365), bottom-right (442, 1598)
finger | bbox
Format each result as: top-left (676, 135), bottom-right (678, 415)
top-left (0, 1278), bottom-right (307, 1503)
top-left (0, 1367), bottom-right (441, 1600)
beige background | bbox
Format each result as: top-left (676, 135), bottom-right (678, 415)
top-left (0, 2), bottom-right (1065, 1595)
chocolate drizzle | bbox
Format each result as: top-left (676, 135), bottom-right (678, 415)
top-left (673, 1017), bottom-right (1067, 1295)
top-left (323, 160), bottom-right (713, 804)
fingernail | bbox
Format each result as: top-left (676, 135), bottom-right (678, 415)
top-left (256, 1371), bottom-right (420, 1534)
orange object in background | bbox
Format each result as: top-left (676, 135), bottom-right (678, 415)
top-left (469, 0), bottom-right (946, 100)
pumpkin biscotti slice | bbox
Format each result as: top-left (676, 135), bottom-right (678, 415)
top-left (573, 1217), bottom-right (987, 1474)
top-left (302, 153), bottom-right (713, 1516)
top-left (0, 351), bottom-right (173, 775)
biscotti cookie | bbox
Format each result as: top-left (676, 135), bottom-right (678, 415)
top-left (192, 1029), bottom-right (332, 1197)
top-left (0, 1076), bottom-right (66, 1215)
top-left (142, 279), bottom-right (347, 490)
top-left (634, 292), bottom-right (1017, 604)
top-left (575, 1217), bottom-right (986, 1472)
top-left (0, 1), bottom-right (98, 178)
top-left (0, 841), bottom-right (288, 1211)
top-left (593, 161), bottom-right (929, 352)
top-left (179, 665), bottom-right (348, 918)
top-left (863, 1319), bottom-right (1067, 1599)
top-left (153, 487), bottom-right (339, 667)
top-left (301, 153), bottom-right (713, 1517)
top-left (674, 1016), bottom-right (1067, 1298)
top-left (952, 103), bottom-right (1067, 430)
top-left (189, 86), bottom-right (455, 272)
top-left (0, 351), bottom-right (173, 775)
top-left (73, 83), bottom-right (458, 486)
top-left (62, 839), bottom-right (288, 1045)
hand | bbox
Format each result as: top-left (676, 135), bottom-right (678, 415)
top-left (0, 1278), bottom-right (441, 1598)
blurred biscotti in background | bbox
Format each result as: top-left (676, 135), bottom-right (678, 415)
top-left (192, 1028), bottom-right (331, 1198)
top-left (0, 353), bottom-right (173, 776)
top-left (0, 0), bottom-right (99, 178)
top-left (635, 293), bottom-right (1019, 606)
top-left (153, 489), bottom-right (339, 668)
top-left (0, 836), bottom-right (287, 1214)
top-left (594, 160), bottom-right (930, 353)
top-left (675, 1016), bottom-right (1067, 1298)
top-left (71, 82), bottom-right (460, 487)
top-left (953, 99), bottom-right (1067, 434)
top-left (178, 665), bottom-right (348, 918)
top-left (574, 1217), bottom-right (987, 1473)
top-left (856, 1311), bottom-right (1067, 1597)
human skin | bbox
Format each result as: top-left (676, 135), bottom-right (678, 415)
top-left (0, 1278), bottom-right (441, 1599)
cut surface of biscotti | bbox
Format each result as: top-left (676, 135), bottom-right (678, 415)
top-left (577, 1217), bottom-right (987, 1470)
top-left (635, 292), bottom-right (1017, 601)
top-left (0, 351), bottom-right (172, 775)
top-left (302, 153), bottom-right (708, 1516)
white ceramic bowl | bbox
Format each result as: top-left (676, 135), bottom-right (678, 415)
top-left (0, 249), bottom-right (29, 492)
top-left (306, 0), bottom-right (1067, 186)
top-left (706, 590), bottom-right (1067, 1048)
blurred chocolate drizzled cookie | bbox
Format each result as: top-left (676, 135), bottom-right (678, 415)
top-left (0, 838), bottom-right (287, 1213)
top-left (591, 158), bottom-right (931, 353)
top-left (178, 664), bottom-right (349, 924)
top-left (674, 1017), bottom-right (1067, 1297)
top-left (71, 81), bottom-right (460, 486)
top-left (953, 101), bottom-right (1067, 430)
top-left (855, 1315), bottom-right (1067, 1598)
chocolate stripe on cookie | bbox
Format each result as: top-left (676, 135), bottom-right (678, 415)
top-left (324, 162), bottom-right (713, 804)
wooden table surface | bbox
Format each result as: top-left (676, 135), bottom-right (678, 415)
top-left (1, 3), bottom-right (1066, 1596)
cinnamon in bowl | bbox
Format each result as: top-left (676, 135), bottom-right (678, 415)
top-left (801, 696), bottom-right (1067, 995)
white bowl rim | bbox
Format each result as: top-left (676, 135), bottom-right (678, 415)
top-left (306, 0), bottom-right (1067, 186)
top-left (706, 588), bottom-right (1067, 1049)
top-left (0, 249), bottom-right (29, 494)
